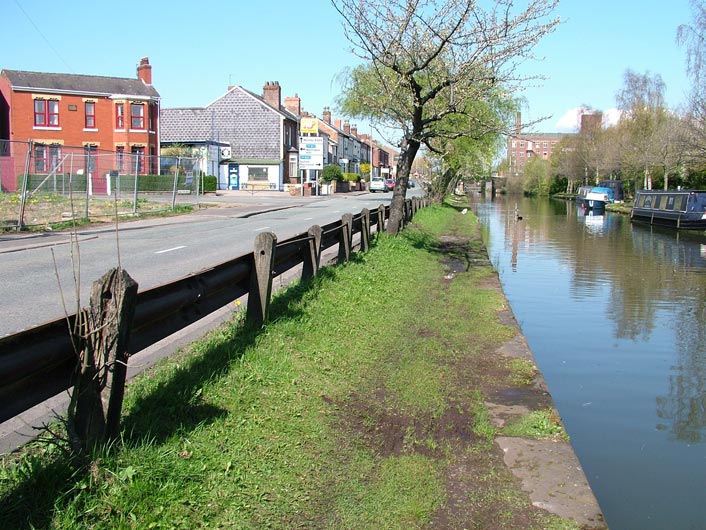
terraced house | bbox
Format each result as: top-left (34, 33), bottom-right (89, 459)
top-left (0, 57), bottom-right (160, 192)
top-left (160, 81), bottom-right (299, 191)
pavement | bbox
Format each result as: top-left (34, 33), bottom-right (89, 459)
top-left (0, 189), bottom-right (362, 254)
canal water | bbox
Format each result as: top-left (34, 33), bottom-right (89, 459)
top-left (474, 196), bottom-right (706, 530)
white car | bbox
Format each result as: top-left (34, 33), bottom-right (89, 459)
top-left (370, 177), bottom-right (387, 192)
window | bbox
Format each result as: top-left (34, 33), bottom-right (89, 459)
top-left (131, 146), bottom-right (145, 173)
top-left (149, 104), bottom-right (157, 131)
top-left (116, 146), bottom-right (125, 171)
top-left (248, 167), bottom-right (269, 181)
top-left (84, 145), bottom-right (97, 173)
top-left (289, 154), bottom-right (297, 180)
top-left (34, 144), bottom-right (47, 172)
top-left (130, 103), bottom-right (145, 130)
top-left (85, 101), bottom-right (96, 128)
top-left (34, 99), bottom-right (59, 127)
top-left (116, 103), bottom-right (125, 129)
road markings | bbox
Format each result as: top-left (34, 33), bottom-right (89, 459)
top-left (254, 226), bottom-right (271, 231)
top-left (155, 245), bottom-right (186, 254)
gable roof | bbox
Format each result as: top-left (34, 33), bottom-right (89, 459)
top-left (160, 108), bottom-right (212, 143)
top-left (235, 86), bottom-right (299, 121)
top-left (1, 69), bottom-right (160, 99)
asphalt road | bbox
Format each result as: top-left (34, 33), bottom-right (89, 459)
top-left (0, 189), bottom-right (421, 337)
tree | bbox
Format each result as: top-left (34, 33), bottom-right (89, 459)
top-left (332, 0), bottom-right (560, 234)
top-left (615, 69), bottom-right (671, 190)
top-left (677, 0), bottom-right (706, 168)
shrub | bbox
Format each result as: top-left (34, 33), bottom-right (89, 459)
top-left (202, 175), bottom-right (217, 192)
top-left (321, 164), bottom-right (344, 183)
top-left (343, 172), bottom-right (360, 182)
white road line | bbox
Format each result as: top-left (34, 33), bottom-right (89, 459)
top-left (303, 217), bottom-right (314, 221)
top-left (155, 245), bottom-right (186, 254)
top-left (254, 226), bottom-right (271, 231)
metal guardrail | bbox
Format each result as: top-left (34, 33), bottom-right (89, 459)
top-left (0, 200), bottom-right (420, 424)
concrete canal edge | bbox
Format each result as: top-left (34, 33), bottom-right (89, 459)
top-left (488, 277), bottom-right (607, 529)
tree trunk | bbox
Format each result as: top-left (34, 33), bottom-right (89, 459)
top-left (387, 137), bottom-right (420, 235)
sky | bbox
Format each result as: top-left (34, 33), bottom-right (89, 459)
top-left (0, 0), bottom-right (697, 140)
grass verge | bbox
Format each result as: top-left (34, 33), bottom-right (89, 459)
top-left (1, 202), bottom-right (582, 529)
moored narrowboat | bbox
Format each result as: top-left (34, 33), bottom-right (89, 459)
top-left (631, 189), bottom-right (706, 230)
top-left (576, 185), bottom-right (593, 208)
top-left (584, 186), bottom-right (615, 211)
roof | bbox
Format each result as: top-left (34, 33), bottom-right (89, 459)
top-left (160, 108), bottom-right (212, 143)
top-left (1, 69), bottom-right (160, 99)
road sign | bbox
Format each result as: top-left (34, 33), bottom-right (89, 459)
top-left (299, 136), bottom-right (324, 170)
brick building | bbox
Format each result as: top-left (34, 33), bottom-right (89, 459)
top-left (0, 57), bottom-right (160, 187)
top-left (506, 113), bottom-right (567, 177)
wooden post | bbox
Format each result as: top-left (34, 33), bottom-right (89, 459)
top-left (377, 205), bottom-right (386, 234)
top-left (338, 213), bottom-right (353, 263)
top-left (302, 225), bottom-right (322, 280)
top-left (247, 232), bottom-right (277, 326)
top-left (360, 208), bottom-right (370, 252)
top-left (68, 267), bottom-right (138, 453)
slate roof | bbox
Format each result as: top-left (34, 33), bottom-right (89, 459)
top-left (161, 86), bottom-right (298, 160)
top-left (160, 108), bottom-right (212, 143)
top-left (1, 69), bottom-right (160, 99)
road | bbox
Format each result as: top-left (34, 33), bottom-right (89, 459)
top-left (0, 189), bottom-right (421, 337)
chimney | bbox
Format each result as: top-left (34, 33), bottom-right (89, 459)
top-left (137, 56), bottom-right (152, 85)
top-left (285, 94), bottom-right (301, 116)
top-left (351, 124), bottom-right (358, 137)
top-left (343, 120), bottom-right (351, 134)
top-left (323, 107), bottom-right (332, 124)
top-left (334, 118), bottom-right (342, 130)
top-left (515, 112), bottom-right (522, 135)
top-left (263, 81), bottom-right (281, 109)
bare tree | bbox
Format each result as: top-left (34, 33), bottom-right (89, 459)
top-left (332, 0), bottom-right (560, 234)
top-left (677, 0), bottom-right (706, 167)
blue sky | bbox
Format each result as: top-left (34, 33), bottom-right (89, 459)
top-left (1, 0), bottom-right (695, 137)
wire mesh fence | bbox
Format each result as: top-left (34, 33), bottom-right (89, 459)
top-left (0, 140), bottom-right (205, 230)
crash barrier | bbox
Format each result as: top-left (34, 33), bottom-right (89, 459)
top-left (0, 197), bottom-right (429, 425)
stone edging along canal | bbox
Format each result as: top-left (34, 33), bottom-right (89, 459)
top-left (483, 264), bottom-right (606, 528)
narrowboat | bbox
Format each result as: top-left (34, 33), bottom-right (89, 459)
top-left (584, 186), bottom-right (615, 211)
top-left (575, 185), bottom-right (593, 208)
top-left (630, 189), bottom-right (706, 230)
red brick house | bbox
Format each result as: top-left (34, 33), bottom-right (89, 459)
top-left (0, 57), bottom-right (160, 191)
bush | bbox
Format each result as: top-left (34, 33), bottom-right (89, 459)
top-left (343, 172), bottom-right (360, 182)
top-left (202, 175), bottom-right (217, 192)
top-left (321, 164), bottom-right (344, 183)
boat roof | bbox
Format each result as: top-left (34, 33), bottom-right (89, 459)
top-left (636, 189), bottom-right (706, 193)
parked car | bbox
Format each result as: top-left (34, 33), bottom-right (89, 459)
top-left (384, 178), bottom-right (395, 192)
top-left (370, 176), bottom-right (386, 192)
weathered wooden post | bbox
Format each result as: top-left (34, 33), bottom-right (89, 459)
top-left (377, 204), bottom-right (386, 234)
top-left (338, 213), bottom-right (353, 263)
top-left (360, 208), bottom-right (370, 252)
top-left (68, 267), bottom-right (138, 454)
top-left (302, 225), bottom-right (322, 280)
top-left (247, 231), bottom-right (277, 326)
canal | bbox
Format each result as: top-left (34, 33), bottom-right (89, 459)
top-left (474, 195), bottom-right (706, 530)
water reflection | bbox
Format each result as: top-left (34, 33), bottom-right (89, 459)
top-left (474, 195), bottom-right (706, 527)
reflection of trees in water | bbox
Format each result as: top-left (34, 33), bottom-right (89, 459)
top-left (500, 198), bottom-right (706, 443)
top-left (656, 293), bottom-right (706, 443)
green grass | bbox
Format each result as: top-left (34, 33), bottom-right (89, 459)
top-left (501, 409), bottom-right (569, 440)
top-left (0, 203), bottom-right (581, 529)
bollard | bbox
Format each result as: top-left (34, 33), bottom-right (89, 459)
top-left (247, 232), bottom-right (277, 326)
top-left (302, 225), bottom-right (322, 280)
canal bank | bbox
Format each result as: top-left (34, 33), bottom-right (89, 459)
top-left (0, 200), bottom-right (606, 528)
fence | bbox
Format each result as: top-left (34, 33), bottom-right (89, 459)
top-left (0, 140), bottom-right (203, 230)
top-left (0, 197), bottom-right (429, 427)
